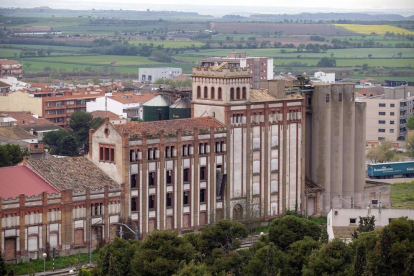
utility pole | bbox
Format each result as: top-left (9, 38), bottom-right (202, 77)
top-left (88, 214), bottom-right (91, 264)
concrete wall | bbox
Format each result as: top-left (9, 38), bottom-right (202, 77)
top-left (138, 68), bottom-right (182, 83)
top-left (0, 91), bottom-right (43, 116)
top-left (87, 97), bottom-right (127, 118)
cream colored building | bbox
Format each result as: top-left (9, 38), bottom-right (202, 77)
top-left (357, 87), bottom-right (414, 143)
top-left (0, 91), bottom-right (43, 116)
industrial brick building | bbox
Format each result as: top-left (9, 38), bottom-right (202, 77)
top-left (88, 63), bottom-right (304, 237)
top-left (0, 157), bottom-right (122, 262)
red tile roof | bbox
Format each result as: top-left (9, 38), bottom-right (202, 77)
top-left (0, 112), bottom-right (55, 126)
top-left (0, 166), bottom-right (57, 199)
top-left (90, 110), bottom-right (122, 120)
top-left (109, 94), bottom-right (157, 104)
top-left (114, 117), bottom-right (224, 136)
top-left (0, 59), bottom-right (21, 65)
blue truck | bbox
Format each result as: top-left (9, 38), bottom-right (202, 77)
top-left (367, 161), bottom-right (414, 178)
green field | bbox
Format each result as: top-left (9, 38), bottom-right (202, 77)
top-left (129, 40), bottom-right (205, 48)
top-left (391, 181), bottom-right (414, 209)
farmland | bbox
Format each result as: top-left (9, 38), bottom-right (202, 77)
top-left (334, 24), bottom-right (414, 35)
top-left (391, 181), bottom-right (414, 209)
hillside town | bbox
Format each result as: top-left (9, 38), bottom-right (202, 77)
top-left (1, 2), bottom-right (414, 275)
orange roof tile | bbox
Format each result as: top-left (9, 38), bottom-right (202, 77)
top-left (114, 117), bottom-right (224, 136)
top-left (90, 110), bottom-right (122, 120)
top-left (109, 94), bottom-right (157, 104)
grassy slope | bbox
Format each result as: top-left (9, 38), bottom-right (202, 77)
top-left (391, 181), bottom-right (414, 209)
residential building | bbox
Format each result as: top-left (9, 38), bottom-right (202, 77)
top-left (0, 157), bottom-right (122, 261)
top-left (327, 208), bottom-right (414, 241)
top-left (138, 67), bottom-right (182, 83)
top-left (86, 93), bottom-right (157, 119)
top-left (43, 93), bottom-right (106, 128)
top-left (357, 85), bottom-right (414, 143)
top-left (201, 52), bottom-right (273, 89)
top-left (0, 91), bottom-right (43, 116)
top-left (0, 59), bottom-right (22, 78)
top-left (0, 77), bottom-right (29, 92)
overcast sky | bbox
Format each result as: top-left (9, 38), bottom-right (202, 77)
top-left (3, 0), bottom-right (414, 15)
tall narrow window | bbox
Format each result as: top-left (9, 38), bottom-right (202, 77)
top-left (200, 189), bottom-right (206, 203)
top-left (166, 193), bottom-right (173, 207)
top-left (236, 87), bottom-right (241, 99)
top-left (218, 87), bottom-right (222, 99)
top-left (183, 168), bottom-right (190, 182)
top-left (211, 87), bottom-right (215, 99)
top-left (200, 167), bottom-right (206, 180)
top-left (326, 94), bottom-right (330, 103)
top-left (197, 86), bottom-right (201, 98)
top-left (204, 87), bottom-right (208, 98)
top-left (110, 148), bottom-right (114, 162)
top-left (183, 191), bottom-right (190, 205)
top-left (131, 197), bottom-right (137, 212)
top-left (149, 172), bottom-right (155, 186)
top-left (149, 196), bottom-right (155, 209)
top-left (131, 174), bottom-right (137, 188)
top-left (230, 88), bottom-right (235, 100)
top-left (242, 87), bottom-right (247, 99)
top-left (166, 170), bottom-right (173, 184)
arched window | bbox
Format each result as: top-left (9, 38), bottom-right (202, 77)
top-left (242, 87), bottom-right (247, 99)
top-left (197, 86), bottom-right (201, 98)
top-left (211, 87), bottom-right (215, 99)
top-left (204, 87), bottom-right (208, 98)
top-left (230, 88), bottom-right (235, 100)
top-left (218, 87), bottom-right (222, 100)
top-left (236, 87), bottom-right (241, 100)
top-left (233, 204), bottom-right (243, 221)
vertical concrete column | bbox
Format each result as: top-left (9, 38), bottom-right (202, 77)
top-left (103, 187), bottom-right (109, 243)
top-left (311, 85), bottom-right (332, 214)
top-left (342, 84), bottom-right (356, 205)
top-left (263, 103), bottom-right (270, 217)
top-left (354, 102), bottom-right (367, 207)
top-left (330, 84), bottom-right (344, 208)
top-left (245, 106), bottom-right (252, 212)
top-left (176, 129), bottom-right (182, 230)
top-left (88, 129), bottom-right (95, 158)
top-left (159, 131), bottom-right (165, 230)
top-left (141, 134), bottom-right (148, 236)
top-left (209, 127), bottom-right (216, 224)
top-left (62, 190), bottom-right (73, 255)
top-left (300, 99), bottom-right (306, 214)
top-left (121, 133), bottom-right (130, 221)
top-left (225, 106), bottom-right (232, 219)
top-left (282, 101), bottom-right (288, 215)
top-left (19, 194), bottom-right (26, 258)
top-left (42, 192), bottom-right (48, 253)
top-left (193, 128), bottom-right (199, 229)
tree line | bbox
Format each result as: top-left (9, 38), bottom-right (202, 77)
top-left (80, 215), bottom-right (414, 276)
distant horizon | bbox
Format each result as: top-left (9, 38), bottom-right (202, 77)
top-left (1, 0), bottom-right (414, 17)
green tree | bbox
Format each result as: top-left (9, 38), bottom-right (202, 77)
top-left (352, 216), bottom-right (376, 239)
top-left (92, 77), bottom-right (100, 85)
top-left (376, 227), bottom-right (393, 276)
top-left (406, 252), bottom-right (414, 275)
top-left (366, 140), bottom-right (396, 163)
top-left (174, 260), bottom-right (211, 276)
top-left (43, 129), bottom-right (70, 155)
top-left (132, 230), bottom-right (195, 276)
top-left (362, 63), bottom-right (369, 70)
top-left (0, 253), bottom-right (13, 275)
top-left (243, 242), bottom-right (287, 276)
top-left (58, 135), bottom-right (78, 156)
top-left (26, 62), bottom-right (32, 68)
top-left (316, 57), bottom-right (336, 67)
top-left (199, 220), bottom-right (249, 257)
top-left (0, 144), bottom-right (28, 167)
top-left (368, 54), bottom-right (373, 59)
top-left (286, 237), bottom-right (321, 276)
top-left (354, 243), bottom-right (367, 276)
top-left (97, 237), bottom-right (140, 276)
top-left (268, 215), bottom-right (321, 251)
top-left (407, 116), bottom-right (414, 130)
top-left (90, 117), bottom-right (105, 130)
top-left (303, 239), bottom-right (352, 276)
top-left (69, 111), bottom-right (93, 149)
top-left (398, 52), bottom-right (403, 58)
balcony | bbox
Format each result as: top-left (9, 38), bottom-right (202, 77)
top-left (400, 106), bottom-right (408, 111)
top-left (400, 130), bottom-right (407, 136)
top-left (400, 114), bottom-right (408, 119)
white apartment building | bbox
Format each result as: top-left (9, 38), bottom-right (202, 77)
top-left (138, 67), bottom-right (182, 83)
top-left (86, 93), bottom-right (156, 119)
top-left (357, 86), bottom-right (414, 143)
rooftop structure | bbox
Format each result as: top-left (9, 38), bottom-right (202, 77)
top-left (138, 67), bottom-right (182, 83)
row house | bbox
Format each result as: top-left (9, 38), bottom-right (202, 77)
top-left (0, 59), bottom-right (22, 78)
top-left (0, 157), bottom-right (122, 262)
